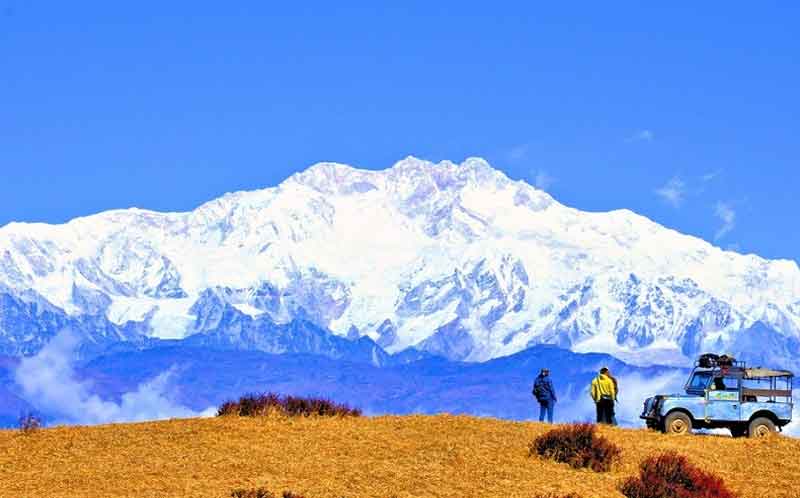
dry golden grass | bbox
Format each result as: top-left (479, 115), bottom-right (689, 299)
top-left (0, 415), bottom-right (798, 498)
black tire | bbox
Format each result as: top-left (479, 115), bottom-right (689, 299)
top-left (663, 411), bottom-right (692, 435)
top-left (748, 417), bottom-right (776, 438)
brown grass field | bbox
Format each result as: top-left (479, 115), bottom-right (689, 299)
top-left (0, 414), bottom-right (798, 498)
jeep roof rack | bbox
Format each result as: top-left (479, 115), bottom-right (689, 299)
top-left (695, 353), bottom-right (746, 369)
top-left (744, 367), bottom-right (794, 379)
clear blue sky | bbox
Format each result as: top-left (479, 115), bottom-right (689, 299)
top-left (1, 3), bottom-right (798, 261)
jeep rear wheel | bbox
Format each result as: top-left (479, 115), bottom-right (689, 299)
top-left (663, 412), bottom-right (692, 435)
top-left (748, 417), bottom-right (775, 438)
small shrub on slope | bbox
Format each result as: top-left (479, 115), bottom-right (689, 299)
top-left (230, 487), bottom-right (274, 498)
top-left (283, 395), bottom-right (358, 417)
top-left (217, 392), bottom-right (361, 417)
top-left (229, 489), bottom-right (304, 498)
top-left (619, 451), bottom-right (737, 498)
top-left (218, 393), bottom-right (282, 416)
top-left (529, 423), bottom-right (621, 472)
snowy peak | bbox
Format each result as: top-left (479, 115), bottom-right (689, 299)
top-left (0, 157), bottom-right (799, 370)
top-left (286, 161), bottom-right (368, 195)
top-left (287, 156), bottom-right (536, 199)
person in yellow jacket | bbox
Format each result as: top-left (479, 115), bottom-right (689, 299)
top-left (590, 367), bottom-right (617, 425)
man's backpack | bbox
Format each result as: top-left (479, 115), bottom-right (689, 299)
top-left (532, 379), bottom-right (543, 400)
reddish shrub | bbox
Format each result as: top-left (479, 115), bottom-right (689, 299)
top-left (221, 393), bottom-right (282, 417)
top-left (217, 400), bottom-right (241, 416)
top-left (529, 423), bottom-right (621, 472)
top-left (229, 489), bottom-right (304, 498)
top-left (230, 487), bottom-right (274, 498)
top-left (620, 452), bottom-right (737, 498)
top-left (217, 392), bottom-right (361, 418)
top-left (283, 395), bottom-right (359, 417)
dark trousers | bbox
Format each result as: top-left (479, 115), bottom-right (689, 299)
top-left (538, 400), bottom-right (554, 423)
top-left (596, 398), bottom-right (615, 425)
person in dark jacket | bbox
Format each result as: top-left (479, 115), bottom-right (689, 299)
top-left (532, 368), bottom-right (557, 423)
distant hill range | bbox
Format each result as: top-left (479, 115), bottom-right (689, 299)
top-left (0, 344), bottom-right (684, 428)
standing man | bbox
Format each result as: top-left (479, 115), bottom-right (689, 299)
top-left (608, 372), bottom-right (619, 426)
top-left (533, 368), bottom-right (557, 423)
top-left (590, 367), bottom-right (616, 425)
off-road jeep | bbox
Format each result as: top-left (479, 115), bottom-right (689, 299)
top-left (641, 354), bottom-right (794, 437)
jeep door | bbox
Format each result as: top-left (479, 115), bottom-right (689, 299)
top-left (705, 375), bottom-right (741, 421)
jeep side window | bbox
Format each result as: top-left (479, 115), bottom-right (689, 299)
top-left (712, 376), bottom-right (739, 391)
top-left (741, 378), bottom-right (776, 402)
top-left (688, 372), bottom-right (711, 390)
top-left (741, 380), bottom-right (759, 402)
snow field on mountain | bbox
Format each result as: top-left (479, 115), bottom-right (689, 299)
top-left (1, 156), bottom-right (799, 367)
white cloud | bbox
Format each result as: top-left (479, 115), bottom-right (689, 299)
top-left (701, 169), bottom-right (723, 182)
top-left (714, 202), bottom-right (736, 240)
top-left (556, 369), bottom-right (686, 426)
top-left (14, 330), bottom-right (214, 426)
top-left (531, 170), bottom-right (556, 191)
top-left (785, 390), bottom-right (800, 437)
top-left (655, 177), bottom-right (686, 207)
top-left (613, 370), bottom-right (686, 423)
top-left (627, 130), bottom-right (654, 142)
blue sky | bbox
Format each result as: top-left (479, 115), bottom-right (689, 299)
top-left (1, 3), bottom-right (798, 261)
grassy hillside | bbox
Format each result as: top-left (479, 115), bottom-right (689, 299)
top-left (1, 415), bottom-right (798, 498)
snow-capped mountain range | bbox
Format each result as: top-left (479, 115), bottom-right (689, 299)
top-left (2, 157), bottom-right (799, 368)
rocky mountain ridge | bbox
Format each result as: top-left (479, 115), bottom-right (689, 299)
top-left (1, 157), bottom-right (799, 368)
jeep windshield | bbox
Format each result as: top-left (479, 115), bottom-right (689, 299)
top-left (686, 370), bottom-right (712, 394)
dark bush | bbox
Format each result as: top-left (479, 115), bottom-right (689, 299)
top-left (217, 392), bottom-right (361, 418)
top-left (229, 488), bottom-right (304, 498)
top-left (18, 411), bottom-right (42, 434)
top-left (283, 395), bottom-right (357, 417)
top-left (529, 423), bottom-right (621, 472)
top-left (217, 400), bottom-right (241, 416)
top-left (218, 393), bottom-right (282, 417)
top-left (619, 451), bottom-right (736, 498)
top-left (230, 488), bottom-right (274, 498)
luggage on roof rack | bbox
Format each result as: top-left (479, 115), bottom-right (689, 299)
top-left (718, 354), bottom-right (736, 367)
top-left (697, 353), bottom-right (737, 368)
top-left (698, 353), bottom-right (719, 368)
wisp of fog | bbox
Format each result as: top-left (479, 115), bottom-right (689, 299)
top-left (14, 330), bottom-right (214, 425)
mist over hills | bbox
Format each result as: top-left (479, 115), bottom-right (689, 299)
top-left (0, 344), bottom-right (685, 428)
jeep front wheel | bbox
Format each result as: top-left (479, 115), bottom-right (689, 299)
top-left (748, 417), bottom-right (775, 438)
top-left (663, 412), bottom-right (692, 435)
